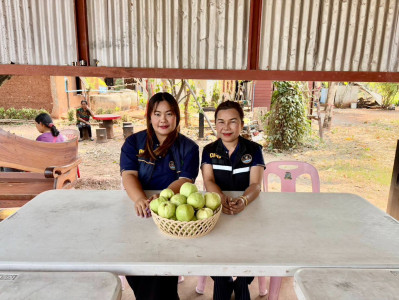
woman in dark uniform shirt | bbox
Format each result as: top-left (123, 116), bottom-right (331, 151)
top-left (201, 100), bottom-right (265, 300)
top-left (120, 92), bottom-right (199, 300)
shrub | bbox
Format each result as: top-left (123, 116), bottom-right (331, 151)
top-left (265, 81), bottom-right (310, 151)
top-left (0, 107), bottom-right (5, 119)
top-left (19, 108), bottom-right (38, 120)
top-left (2, 108), bottom-right (48, 120)
top-left (96, 107), bottom-right (104, 115)
top-left (121, 114), bottom-right (129, 122)
top-left (67, 109), bottom-right (75, 122)
top-left (5, 107), bottom-right (20, 119)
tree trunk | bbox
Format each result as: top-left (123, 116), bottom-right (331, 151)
top-left (184, 89), bottom-right (190, 127)
top-left (323, 82), bottom-right (338, 130)
top-left (314, 82), bottom-right (323, 140)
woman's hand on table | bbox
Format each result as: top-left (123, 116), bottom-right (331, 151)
top-left (148, 194), bottom-right (160, 201)
top-left (221, 194), bottom-right (232, 214)
top-left (135, 197), bottom-right (151, 218)
top-left (226, 197), bottom-right (245, 215)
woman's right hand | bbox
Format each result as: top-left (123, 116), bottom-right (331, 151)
top-left (221, 194), bottom-right (232, 214)
top-left (135, 197), bottom-right (150, 218)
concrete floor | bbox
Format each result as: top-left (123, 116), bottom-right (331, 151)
top-left (121, 276), bottom-right (298, 300)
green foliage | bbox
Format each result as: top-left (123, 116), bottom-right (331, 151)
top-left (121, 114), bottom-right (129, 122)
top-left (0, 107), bottom-right (48, 120)
top-left (114, 106), bottom-right (121, 112)
top-left (211, 84), bottom-right (220, 107)
top-left (96, 107), bottom-right (104, 114)
top-left (367, 82), bottom-right (399, 107)
top-left (104, 108), bottom-right (113, 114)
top-left (265, 81), bottom-right (311, 151)
top-left (154, 81), bottom-right (163, 93)
top-left (67, 109), bottom-right (75, 122)
top-left (138, 91), bottom-right (147, 108)
top-left (0, 107), bottom-right (5, 118)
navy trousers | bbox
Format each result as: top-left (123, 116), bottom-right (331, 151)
top-left (126, 275), bottom-right (179, 300)
top-left (212, 276), bottom-right (254, 300)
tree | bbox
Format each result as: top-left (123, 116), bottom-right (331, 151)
top-left (323, 82), bottom-right (338, 130)
top-left (265, 81), bottom-right (310, 150)
top-left (367, 82), bottom-right (399, 108)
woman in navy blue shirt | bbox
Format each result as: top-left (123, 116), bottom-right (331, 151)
top-left (201, 101), bottom-right (265, 300)
top-left (120, 92), bottom-right (199, 300)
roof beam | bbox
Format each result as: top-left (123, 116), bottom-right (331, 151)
top-left (0, 65), bottom-right (397, 82)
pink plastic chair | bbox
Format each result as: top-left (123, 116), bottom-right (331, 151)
top-left (260, 161), bottom-right (320, 300)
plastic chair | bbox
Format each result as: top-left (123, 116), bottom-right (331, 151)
top-left (260, 161), bottom-right (320, 300)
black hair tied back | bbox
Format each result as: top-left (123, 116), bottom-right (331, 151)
top-left (35, 113), bottom-right (60, 137)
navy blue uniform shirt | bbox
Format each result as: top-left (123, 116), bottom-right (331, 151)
top-left (201, 136), bottom-right (265, 191)
top-left (120, 130), bottom-right (199, 190)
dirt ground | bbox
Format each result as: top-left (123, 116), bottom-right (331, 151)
top-left (2, 107), bottom-right (398, 212)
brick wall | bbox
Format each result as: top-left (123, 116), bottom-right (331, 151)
top-left (0, 76), bottom-right (53, 112)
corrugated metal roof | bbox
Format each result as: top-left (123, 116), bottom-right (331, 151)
top-left (0, 0), bottom-right (77, 65)
top-left (86, 0), bottom-right (250, 69)
top-left (259, 0), bottom-right (399, 72)
top-left (0, 0), bottom-right (398, 75)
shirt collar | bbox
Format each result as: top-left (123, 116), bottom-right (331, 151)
top-left (216, 136), bottom-right (247, 158)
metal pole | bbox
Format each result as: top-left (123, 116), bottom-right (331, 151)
top-left (183, 80), bottom-right (217, 136)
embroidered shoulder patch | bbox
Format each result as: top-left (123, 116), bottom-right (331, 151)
top-left (241, 154), bottom-right (252, 164)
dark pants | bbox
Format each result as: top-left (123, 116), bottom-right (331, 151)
top-left (212, 276), bottom-right (254, 300)
top-left (77, 123), bottom-right (92, 138)
top-left (126, 275), bottom-right (179, 300)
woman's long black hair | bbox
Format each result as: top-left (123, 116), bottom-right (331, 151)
top-left (35, 113), bottom-right (60, 137)
top-left (139, 92), bottom-right (180, 161)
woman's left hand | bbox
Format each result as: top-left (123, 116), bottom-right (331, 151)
top-left (149, 193), bottom-right (160, 201)
top-left (227, 197), bottom-right (246, 215)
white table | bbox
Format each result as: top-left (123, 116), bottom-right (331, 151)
top-left (0, 272), bottom-right (121, 300)
top-left (0, 190), bottom-right (399, 276)
top-left (294, 268), bottom-right (399, 300)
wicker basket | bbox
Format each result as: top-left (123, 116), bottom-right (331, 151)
top-left (152, 207), bottom-right (222, 238)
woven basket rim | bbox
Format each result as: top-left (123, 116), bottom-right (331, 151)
top-left (151, 206), bottom-right (222, 238)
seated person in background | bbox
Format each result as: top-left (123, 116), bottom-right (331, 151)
top-left (35, 113), bottom-right (65, 143)
top-left (76, 100), bottom-right (94, 141)
top-left (1, 113), bottom-right (65, 172)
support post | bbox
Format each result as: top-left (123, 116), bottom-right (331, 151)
top-left (387, 140), bottom-right (399, 220)
top-left (183, 80), bottom-right (217, 136)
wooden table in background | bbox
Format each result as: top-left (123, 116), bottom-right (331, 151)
top-left (93, 114), bottom-right (121, 139)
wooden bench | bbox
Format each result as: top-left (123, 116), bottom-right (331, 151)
top-left (0, 129), bottom-right (82, 208)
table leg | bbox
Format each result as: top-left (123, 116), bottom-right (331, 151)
top-left (102, 120), bottom-right (115, 139)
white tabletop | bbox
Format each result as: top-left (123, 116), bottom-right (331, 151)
top-left (294, 268), bottom-right (399, 300)
top-left (0, 190), bottom-right (399, 276)
top-left (0, 272), bottom-right (121, 300)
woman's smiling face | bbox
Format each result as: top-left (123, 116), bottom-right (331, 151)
top-left (215, 108), bottom-right (243, 143)
top-left (150, 100), bottom-right (177, 141)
